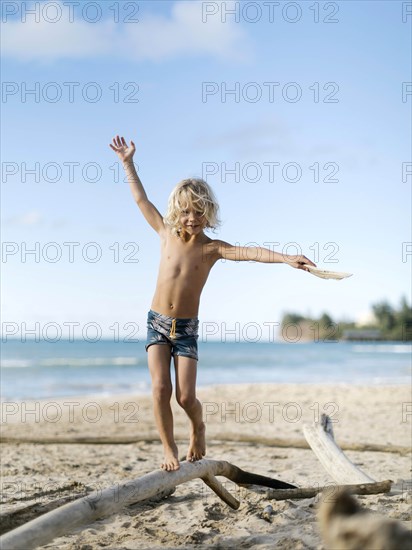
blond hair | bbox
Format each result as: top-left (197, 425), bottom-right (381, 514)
top-left (164, 178), bottom-right (220, 237)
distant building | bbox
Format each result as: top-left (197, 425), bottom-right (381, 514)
top-left (342, 329), bottom-right (382, 341)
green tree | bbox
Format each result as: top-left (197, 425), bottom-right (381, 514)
top-left (372, 301), bottom-right (396, 331)
top-left (395, 295), bottom-right (412, 341)
top-left (319, 312), bottom-right (333, 328)
top-left (282, 313), bottom-right (305, 325)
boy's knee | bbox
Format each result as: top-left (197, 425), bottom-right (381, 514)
top-left (176, 393), bottom-right (196, 410)
top-left (152, 382), bottom-right (172, 401)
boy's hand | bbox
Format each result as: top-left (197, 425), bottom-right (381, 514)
top-left (109, 135), bottom-right (136, 164)
top-left (285, 255), bottom-right (316, 272)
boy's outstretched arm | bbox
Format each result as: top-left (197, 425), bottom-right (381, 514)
top-left (109, 135), bottom-right (165, 235)
top-left (213, 240), bottom-right (316, 272)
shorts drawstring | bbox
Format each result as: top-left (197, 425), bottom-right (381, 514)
top-left (169, 318), bottom-right (176, 339)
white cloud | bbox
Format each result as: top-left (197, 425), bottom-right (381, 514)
top-left (1, 1), bottom-right (252, 63)
top-left (4, 213), bottom-right (70, 229)
top-left (6, 210), bottom-right (43, 226)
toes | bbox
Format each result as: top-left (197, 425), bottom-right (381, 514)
top-left (162, 460), bottom-right (180, 471)
top-left (187, 452), bottom-right (202, 462)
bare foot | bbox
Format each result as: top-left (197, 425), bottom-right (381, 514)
top-left (187, 422), bottom-right (206, 462)
top-left (161, 444), bottom-right (180, 471)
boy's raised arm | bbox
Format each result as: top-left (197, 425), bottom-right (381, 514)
top-left (109, 136), bottom-right (165, 235)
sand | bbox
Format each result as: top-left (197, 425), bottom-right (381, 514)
top-left (1, 383), bottom-right (411, 549)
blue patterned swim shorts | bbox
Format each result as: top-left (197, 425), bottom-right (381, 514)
top-left (145, 309), bottom-right (199, 361)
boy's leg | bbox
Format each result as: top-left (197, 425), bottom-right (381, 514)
top-left (147, 344), bottom-right (180, 471)
top-left (174, 355), bottom-right (206, 462)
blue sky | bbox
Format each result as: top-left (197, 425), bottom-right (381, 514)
top-left (1, 0), bottom-right (411, 340)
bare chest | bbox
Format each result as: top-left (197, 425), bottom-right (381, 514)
top-left (160, 237), bottom-right (213, 276)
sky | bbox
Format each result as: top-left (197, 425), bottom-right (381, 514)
top-left (1, 0), bottom-right (411, 341)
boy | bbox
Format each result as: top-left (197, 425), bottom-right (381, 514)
top-left (109, 135), bottom-right (316, 471)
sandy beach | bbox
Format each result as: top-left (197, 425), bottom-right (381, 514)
top-left (1, 383), bottom-right (411, 549)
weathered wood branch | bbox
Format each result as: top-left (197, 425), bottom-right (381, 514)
top-left (0, 487), bottom-right (175, 536)
top-left (0, 458), bottom-right (296, 550)
top-left (267, 479), bottom-right (392, 500)
top-left (1, 434), bottom-right (409, 455)
top-left (201, 474), bottom-right (240, 509)
top-left (303, 414), bottom-right (375, 484)
top-left (0, 436), bottom-right (161, 445)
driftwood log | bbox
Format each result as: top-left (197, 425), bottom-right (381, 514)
top-left (268, 479), bottom-right (392, 500)
top-left (306, 415), bottom-right (409, 549)
top-left (0, 459), bottom-right (295, 550)
top-left (1, 414), bottom-right (402, 549)
top-left (267, 414), bottom-right (392, 500)
top-left (1, 435), bottom-right (409, 455)
top-left (303, 414), bottom-right (375, 484)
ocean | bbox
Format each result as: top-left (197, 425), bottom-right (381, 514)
top-left (1, 339), bottom-right (411, 401)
